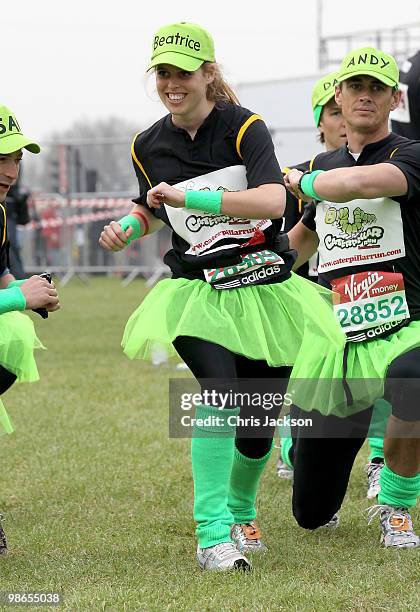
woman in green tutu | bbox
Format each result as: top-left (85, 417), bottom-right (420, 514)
top-left (0, 104), bottom-right (60, 553)
top-left (99, 21), bottom-right (343, 571)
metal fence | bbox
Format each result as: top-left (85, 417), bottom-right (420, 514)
top-left (15, 137), bottom-right (173, 285)
top-left (19, 192), bottom-right (172, 285)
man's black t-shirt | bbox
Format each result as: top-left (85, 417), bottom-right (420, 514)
top-left (283, 160), bottom-right (314, 280)
top-left (283, 160), bottom-right (310, 232)
top-left (131, 103), bottom-right (287, 282)
top-left (391, 51), bottom-right (420, 141)
top-left (302, 132), bottom-right (420, 319)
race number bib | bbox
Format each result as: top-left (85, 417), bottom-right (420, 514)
top-left (204, 249), bottom-right (286, 289)
top-left (164, 166), bottom-right (272, 257)
top-left (331, 271), bottom-right (410, 342)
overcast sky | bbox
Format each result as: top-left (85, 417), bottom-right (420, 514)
top-left (3, 0), bottom-right (420, 142)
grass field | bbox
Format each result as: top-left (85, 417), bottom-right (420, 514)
top-left (0, 277), bottom-right (419, 611)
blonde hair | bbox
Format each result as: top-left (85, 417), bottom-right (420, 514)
top-left (203, 63), bottom-right (240, 105)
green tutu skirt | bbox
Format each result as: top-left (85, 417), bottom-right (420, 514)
top-left (0, 312), bottom-right (44, 436)
top-left (122, 273), bottom-right (344, 367)
top-left (289, 319), bottom-right (420, 417)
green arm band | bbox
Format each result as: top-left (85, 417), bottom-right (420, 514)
top-left (185, 190), bottom-right (223, 214)
top-left (299, 170), bottom-right (325, 201)
top-left (0, 286), bottom-right (26, 314)
top-left (7, 279), bottom-right (28, 289)
top-left (117, 214), bottom-right (144, 245)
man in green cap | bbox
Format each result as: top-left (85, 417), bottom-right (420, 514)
top-left (279, 72), bottom-right (387, 501)
top-left (0, 104), bottom-right (60, 554)
top-left (285, 46), bottom-right (420, 548)
top-left (281, 71), bottom-right (347, 281)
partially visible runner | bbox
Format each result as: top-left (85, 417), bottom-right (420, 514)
top-left (99, 22), bottom-right (343, 571)
top-left (286, 47), bottom-right (420, 548)
top-left (391, 49), bottom-right (420, 140)
top-left (281, 71), bottom-right (347, 280)
top-left (277, 71), bottom-right (346, 478)
top-left (278, 73), bottom-right (386, 500)
top-left (0, 105), bottom-right (60, 553)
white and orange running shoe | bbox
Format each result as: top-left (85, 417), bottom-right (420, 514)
top-left (231, 520), bottom-right (267, 553)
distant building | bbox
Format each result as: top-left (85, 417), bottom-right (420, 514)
top-left (237, 75), bottom-right (324, 167)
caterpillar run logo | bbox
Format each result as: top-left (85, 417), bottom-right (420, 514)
top-left (324, 206), bottom-right (384, 250)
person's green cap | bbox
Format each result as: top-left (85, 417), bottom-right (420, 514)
top-left (337, 46), bottom-right (399, 88)
top-left (148, 22), bottom-right (215, 72)
top-left (0, 105), bottom-right (40, 154)
top-left (312, 71), bottom-right (340, 126)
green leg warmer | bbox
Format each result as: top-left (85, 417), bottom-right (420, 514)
top-left (228, 444), bottom-right (273, 524)
top-left (280, 435), bottom-right (293, 469)
top-left (0, 399), bottom-right (13, 435)
top-left (367, 399), bottom-right (391, 460)
top-left (368, 437), bottom-right (385, 462)
top-left (191, 405), bottom-right (238, 548)
top-left (378, 464), bottom-right (420, 508)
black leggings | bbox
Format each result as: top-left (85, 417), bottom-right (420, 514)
top-left (290, 346), bottom-right (420, 529)
top-left (173, 336), bottom-right (291, 458)
top-left (384, 346), bottom-right (420, 421)
top-left (289, 404), bottom-right (372, 529)
top-left (0, 365), bottom-right (17, 395)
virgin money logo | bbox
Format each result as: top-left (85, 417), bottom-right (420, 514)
top-left (343, 271), bottom-right (383, 301)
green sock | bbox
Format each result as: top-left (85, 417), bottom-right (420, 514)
top-left (280, 435), bottom-right (293, 469)
top-left (228, 444), bottom-right (273, 524)
top-left (368, 437), bottom-right (384, 462)
top-left (191, 405), bottom-right (238, 548)
top-left (368, 398), bottom-right (391, 440)
top-left (378, 464), bottom-right (420, 508)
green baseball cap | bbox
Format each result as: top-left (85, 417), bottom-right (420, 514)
top-left (148, 22), bottom-right (215, 72)
top-left (312, 71), bottom-right (340, 126)
top-left (0, 105), bottom-right (40, 154)
top-left (337, 46), bottom-right (399, 88)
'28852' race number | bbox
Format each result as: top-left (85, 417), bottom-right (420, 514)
top-left (331, 271), bottom-right (409, 333)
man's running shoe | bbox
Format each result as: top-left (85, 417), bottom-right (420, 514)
top-left (319, 513), bottom-right (340, 530)
top-left (0, 515), bottom-right (7, 555)
top-left (231, 521), bottom-right (267, 553)
top-left (196, 542), bottom-right (251, 571)
top-left (276, 459), bottom-right (294, 480)
top-left (367, 505), bottom-right (420, 548)
top-left (366, 458), bottom-right (384, 499)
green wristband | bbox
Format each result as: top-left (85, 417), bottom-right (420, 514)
top-left (185, 190), bottom-right (223, 214)
top-left (299, 170), bottom-right (324, 200)
top-left (7, 279), bottom-right (28, 289)
top-left (117, 215), bottom-right (143, 245)
top-left (0, 286), bottom-right (26, 314)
